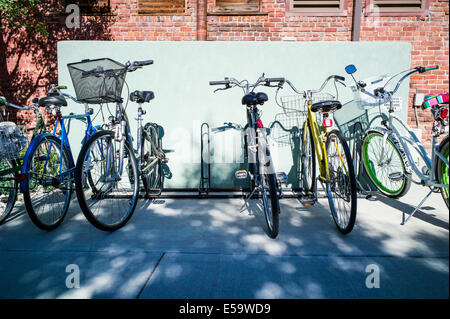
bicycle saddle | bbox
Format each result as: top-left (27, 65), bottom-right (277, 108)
top-left (242, 92), bottom-right (268, 106)
top-left (130, 90), bottom-right (154, 103)
top-left (38, 94), bottom-right (67, 107)
top-left (311, 100), bottom-right (342, 113)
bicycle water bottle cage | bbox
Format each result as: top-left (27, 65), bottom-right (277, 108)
top-left (38, 94), bottom-right (67, 107)
top-left (311, 100), bottom-right (342, 113)
top-left (130, 90), bottom-right (154, 103)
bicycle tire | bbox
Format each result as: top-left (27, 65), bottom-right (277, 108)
top-left (436, 135), bottom-right (449, 208)
top-left (362, 130), bottom-right (411, 198)
top-left (300, 120), bottom-right (316, 195)
top-left (258, 131), bottom-right (280, 238)
top-left (22, 135), bottom-right (72, 230)
top-left (325, 130), bottom-right (357, 234)
top-left (0, 159), bottom-right (18, 224)
top-left (141, 127), bottom-right (162, 193)
top-left (75, 130), bottom-right (139, 231)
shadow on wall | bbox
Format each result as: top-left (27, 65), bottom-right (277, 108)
top-left (0, 0), bottom-right (115, 126)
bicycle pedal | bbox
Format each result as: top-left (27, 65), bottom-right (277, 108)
top-left (388, 172), bottom-right (403, 182)
top-left (276, 172), bottom-right (288, 184)
top-left (235, 170), bottom-right (248, 179)
top-left (299, 195), bottom-right (316, 206)
top-left (146, 188), bottom-right (162, 197)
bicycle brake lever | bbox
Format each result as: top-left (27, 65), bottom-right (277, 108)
top-left (213, 85), bottom-right (230, 93)
top-left (336, 80), bottom-right (346, 87)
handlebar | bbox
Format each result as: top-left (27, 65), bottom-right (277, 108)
top-left (265, 77), bottom-right (285, 83)
top-left (353, 65), bottom-right (439, 101)
top-left (418, 65), bottom-right (439, 73)
top-left (209, 74), bottom-right (285, 93)
top-left (209, 80), bottom-right (230, 86)
top-left (132, 60), bottom-right (153, 67)
top-left (282, 74), bottom-right (345, 96)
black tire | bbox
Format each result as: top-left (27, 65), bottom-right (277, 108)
top-left (244, 134), bottom-right (257, 193)
top-left (362, 130), bottom-right (411, 198)
top-left (258, 132), bottom-right (280, 238)
top-left (262, 173), bottom-right (280, 239)
top-left (74, 130), bottom-right (139, 231)
top-left (436, 135), bottom-right (449, 208)
top-left (325, 130), bottom-right (357, 234)
top-left (301, 120), bottom-right (316, 194)
top-left (141, 127), bottom-right (162, 193)
top-left (0, 159), bottom-right (18, 224)
top-left (22, 135), bottom-right (72, 230)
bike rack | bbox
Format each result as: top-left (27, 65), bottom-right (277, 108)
top-left (199, 122), bottom-right (211, 196)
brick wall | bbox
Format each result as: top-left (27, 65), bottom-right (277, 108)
top-left (1, 0), bottom-right (448, 149)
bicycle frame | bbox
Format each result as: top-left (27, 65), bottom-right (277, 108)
top-left (384, 112), bottom-right (449, 188)
top-left (305, 103), bottom-right (330, 182)
top-left (20, 108), bottom-right (97, 192)
top-left (304, 97), bottom-right (349, 184)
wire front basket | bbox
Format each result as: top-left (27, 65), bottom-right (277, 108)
top-left (0, 122), bottom-right (28, 160)
top-left (68, 58), bottom-right (126, 104)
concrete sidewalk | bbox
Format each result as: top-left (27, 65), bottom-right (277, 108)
top-left (0, 184), bottom-right (448, 299)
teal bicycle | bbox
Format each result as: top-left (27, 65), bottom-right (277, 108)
top-left (0, 94), bottom-right (50, 224)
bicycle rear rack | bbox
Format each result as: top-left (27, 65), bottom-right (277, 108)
top-left (199, 123), bottom-right (211, 196)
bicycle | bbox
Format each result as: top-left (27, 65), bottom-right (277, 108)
top-left (0, 94), bottom-right (51, 224)
top-left (19, 85), bottom-right (100, 230)
top-left (209, 74), bottom-right (285, 238)
top-left (344, 64), bottom-right (448, 224)
top-left (73, 58), bottom-right (167, 231)
top-left (275, 75), bottom-right (358, 234)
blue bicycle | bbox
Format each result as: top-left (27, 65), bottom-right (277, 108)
top-left (20, 85), bottom-right (100, 230)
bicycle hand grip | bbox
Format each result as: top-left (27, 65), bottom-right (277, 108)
top-left (209, 80), bottom-right (230, 86)
top-left (0, 96), bottom-right (6, 105)
top-left (424, 65), bottom-right (439, 71)
top-left (56, 85), bottom-right (67, 90)
top-left (133, 60), bottom-right (154, 66)
top-left (334, 75), bottom-right (345, 81)
top-left (266, 77), bottom-right (285, 83)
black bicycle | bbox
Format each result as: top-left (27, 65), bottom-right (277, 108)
top-left (210, 74), bottom-right (285, 238)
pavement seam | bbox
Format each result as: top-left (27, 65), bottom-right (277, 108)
top-left (0, 249), bottom-right (448, 259)
top-left (135, 252), bottom-right (165, 299)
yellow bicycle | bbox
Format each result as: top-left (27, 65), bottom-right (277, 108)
top-left (277, 75), bottom-right (357, 234)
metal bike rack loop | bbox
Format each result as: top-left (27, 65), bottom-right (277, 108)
top-left (199, 122), bottom-right (211, 196)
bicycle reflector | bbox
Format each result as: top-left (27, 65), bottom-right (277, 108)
top-left (256, 119), bottom-right (264, 129)
top-left (17, 173), bottom-right (26, 182)
top-left (440, 107), bottom-right (449, 120)
top-left (323, 118), bottom-right (333, 127)
top-left (235, 170), bottom-right (248, 179)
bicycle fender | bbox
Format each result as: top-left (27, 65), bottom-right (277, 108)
top-left (364, 127), bottom-right (412, 174)
top-left (19, 133), bottom-right (74, 193)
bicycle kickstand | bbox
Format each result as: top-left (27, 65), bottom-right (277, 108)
top-left (401, 188), bottom-right (434, 225)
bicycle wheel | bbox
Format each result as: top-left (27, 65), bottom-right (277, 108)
top-left (22, 135), bottom-right (73, 230)
top-left (300, 120), bottom-right (316, 194)
top-left (325, 130), bottom-right (357, 234)
top-left (258, 132), bottom-right (280, 238)
top-left (362, 130), bottom-right (411, 198)
top-left (75, 130), bottom-right (139, 231)
top-left (436, 135), bottom-right (449, 208)
top-left (0, 159), bottom-right (18, 224)
top-left (141, 127), bottom-right (162, 193)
